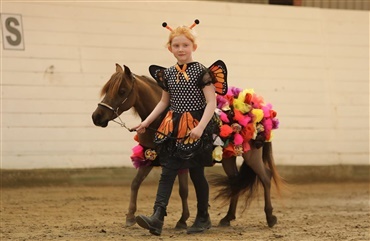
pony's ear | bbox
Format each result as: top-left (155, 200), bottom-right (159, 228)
top-left (116, 63), bottom-right (123, 73)
top-left (123, 65), bottom-right (132, 76)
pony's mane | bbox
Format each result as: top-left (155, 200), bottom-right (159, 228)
top-left (139, 75), bottom-right (161, 90)
top-left (100, 72), bottom-right (124, 97)
top-left (100, 72), bottom-right (160, 98)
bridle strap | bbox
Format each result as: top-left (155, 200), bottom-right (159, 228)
top-left (98, 102), bottom-right (115, 112)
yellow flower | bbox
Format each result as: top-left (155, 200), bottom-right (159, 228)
top-left (242, 88), bottom-right (255, 96)
top-left (252, 109), bottom-right (263, 123)
top-left (212, 145), bottom-right (223, 162)
top-left (233, 98), bottom-right (251, 114)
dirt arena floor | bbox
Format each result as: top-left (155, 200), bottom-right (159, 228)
top-left (1, 173), bottom-right (369, 241)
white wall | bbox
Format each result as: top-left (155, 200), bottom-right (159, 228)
top-left (1, 1), bottom-right (369, 169)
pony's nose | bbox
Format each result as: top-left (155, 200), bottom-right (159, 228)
top-left (92, 106), bottom-right (111, 127)
top-left (92, 112), bottom-right (101, 126)
top-left (92, 112), bottom-right (108, 127)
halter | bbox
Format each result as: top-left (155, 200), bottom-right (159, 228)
top-left (98, 74), bottom-right (137, 131)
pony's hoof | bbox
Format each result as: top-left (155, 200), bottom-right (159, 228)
top-left (175, 220), bottom-right (187, 229)
top-left (218, 219), bottom-right (231, 227)
top-left (125, 216), bottom-right (136, 227)
top-left (267, 215), bottom-right (277, 228)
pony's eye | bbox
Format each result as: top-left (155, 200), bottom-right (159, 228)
top-left (118, 89), bottom-right (126, 96)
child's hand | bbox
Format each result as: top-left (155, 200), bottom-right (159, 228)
top-left (133, 121), bottom-right (148, 134)
top-left (189, 125), bottom-right (204, 140)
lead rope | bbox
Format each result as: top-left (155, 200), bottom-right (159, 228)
top-left (111, 113), bottom-right (190, 141)
top-left (111, 114), bottom-right (134, 132)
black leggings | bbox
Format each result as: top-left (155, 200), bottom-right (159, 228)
top-left (154, 165), bottom-right (209, 213)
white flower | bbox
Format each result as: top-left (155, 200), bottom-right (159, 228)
top-left (213, 135), bottom-right (224, 146)
top-left (212, 146), bottom-right (223, 162)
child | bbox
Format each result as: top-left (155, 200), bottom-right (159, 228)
top-left (133, 19), bottom-right (227, 236)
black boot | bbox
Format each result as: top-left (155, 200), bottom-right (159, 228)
top-left (187, 211), bottom-right (211, 234)
top-left (135, 207), bottom-right (166, 236)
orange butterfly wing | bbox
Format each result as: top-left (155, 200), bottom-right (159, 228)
top-left (155, 111), bottom-right (174, 141)
top-left (177, 112), bottom-right (199, 145)
top-left (209, 60), bottom-right (228, 95)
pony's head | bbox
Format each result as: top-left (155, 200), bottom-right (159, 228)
top-left (92, 64), bottom-right (137, 127)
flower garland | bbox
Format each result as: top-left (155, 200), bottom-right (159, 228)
top-left (130, 86), bottom-right (279, 166)
top-left (212, 86), bottom-right (279, 160)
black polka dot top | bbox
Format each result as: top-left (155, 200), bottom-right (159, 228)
top-left (164, 62), bottom-right (207, 113)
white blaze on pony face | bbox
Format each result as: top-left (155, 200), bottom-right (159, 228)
top-left (168, 34), bottom-right (197, 65)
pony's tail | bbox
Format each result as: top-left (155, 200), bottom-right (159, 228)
top-left (210, 142), bottom-right (284, 209)
top-left (210, 161), bottom-right (259, 208)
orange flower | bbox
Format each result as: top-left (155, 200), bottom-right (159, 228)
top-left (222, 143), bottom-right (235, 158)
top-left (220, 124), bottom-right (233, 138)
top-left (244, 93), bottom-right (252, 104)
top-left (240, 123), bottom-right (254, 141)
top-left (270, 110), bottom-right (277, 118)
top-left (224, 95), bottom-right (234, 106)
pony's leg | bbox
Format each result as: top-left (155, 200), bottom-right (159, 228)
top-left (243, 148), bottom-right (277, 227)
top-left (126, 165), bottom-right (153, 227)
top-left (175, 170), bottom-right (190, 229)
top-left (219, 157), bottom-right (239, 227)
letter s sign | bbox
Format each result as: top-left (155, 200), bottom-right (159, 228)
top-left (1, 14), bottom-right (25, 50)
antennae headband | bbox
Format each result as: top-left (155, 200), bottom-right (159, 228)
top-left (162, 19), bottom-right (200, 32)
top-left (162, 22), bottom-right (173, 32)
top-left (189, 19), bottom-right (200, 29)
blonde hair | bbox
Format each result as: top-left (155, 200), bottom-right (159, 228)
top-left (166, 26), bottom-right (197, 47)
